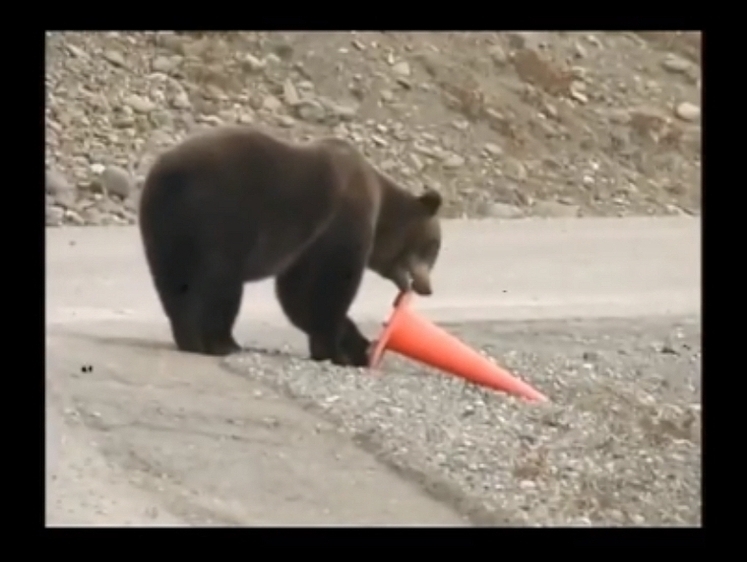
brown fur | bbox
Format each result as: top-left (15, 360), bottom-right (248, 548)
top-left (138, 126), bottom-right (442, 366)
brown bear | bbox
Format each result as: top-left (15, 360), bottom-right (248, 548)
top-left (138, 126), bottom-right (443, 367)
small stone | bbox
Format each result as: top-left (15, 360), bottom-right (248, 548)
top-left (486, 202), bottom-right (524, 219)
top-left (198, 114), bottom-right (224, 127)
top-left (150, 110), bottom-right (173, 128)
top-left (90, 163), bottom-right (106, 175)
top-left (102, 166), bottom-right (133, 199)
top-left (124, 94), bottom-right (156, 114)
top-left (582, 350), bottom-right (600, 362)
top-left (675, 102), bottom-right (700, 122)
top-left (661, 53), bottom-right (691, 74)
top-left (66, 44), bottom-right (88, 59)
top-left (488, 45), bottom-right (508, 66)
top-left (203, 84), bottom-right (226, 101)
top-left (380, 89), bottom-right (394, 102)
top-left (519, 480), bottom-right (536, 490)
top-left (46, 169), bottom-right (72, 196)
top-left (262, 95), bottom-right (282, 112)
top-left (152, 55), bottom-right (180, 73)
top-left (409, 153), bottom-right (424, 171)
top-left (283, 79), bottom-right (300, 106)
top-left (392, 61), bottom-right (411, 77)
top-left (329, 103), bottom-right (357, 121)
top-left (296, 100), bottom-right (326, 122)
top-left (573, 42), bottom-right (587, 58)
top-left (452, 120), bottom-right (470, 131)
top-left (484, 143), bottom-right (504, 157)
top-left (172, 91), bottom-right (191, 109)
top-left (371, 135), bottom-right (388, 147)
top-left (503, 158), bottom-right (527, 181)
top-left (103, 49), bottom-right (126, 67)
top-left (238, 111), bottom-right (255, 124)
top-left (64, 208), bottom-right (86, 226)
top-left (46, 206), bottom-right (64, 226)
top-left (442, 154), bottom-right (465, 169)
top-left (242, 53), bottom-right (266, 72)
top-left (534, 200), bottom-right (580, 218)
top-left (277, 115), bottom-right (295, 128)
top-left (380, 159), bottom-right (397, 171)
top-left (569, 81), bottom-right (588, 103)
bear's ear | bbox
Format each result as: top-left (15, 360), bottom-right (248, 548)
top-left (418, 188), bottom-right (442, 216)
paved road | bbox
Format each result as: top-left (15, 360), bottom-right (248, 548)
top-left (45, 216), bottom-right (700, 525)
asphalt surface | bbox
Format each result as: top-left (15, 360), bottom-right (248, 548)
top-left (45, 216), bottom-right (700, 525)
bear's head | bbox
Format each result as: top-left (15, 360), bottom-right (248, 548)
top-left (371, 187), bottom-right (443, 296)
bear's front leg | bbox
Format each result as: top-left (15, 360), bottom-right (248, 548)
top-left (308, 317), bottom-right (370, 367)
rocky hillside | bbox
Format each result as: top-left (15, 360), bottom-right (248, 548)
top-left (45, 31), bottom-right (701, 226)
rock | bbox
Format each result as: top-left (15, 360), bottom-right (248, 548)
top-left (675, 102), bottom-right (700, 122)
top-left (533, 200), bottom-right (580, 218)
top-left (486, 202), bottom-right (524, 219)
top-left (582, 350), bottom-right (600, 362)
top-left (66, 44), bottom-right (88, 59)
top-left (64, 208), bottom-right (86, 226)
top-left (380, 89), bottom-right (394, 102)
top-left (569, 81), bottom-right (588, 103)
top-left (442, 154), bottom-right (465, 169)
top-left (46, 169), bottom-right (72, 196)
top-left (262, 95), bottom-right (282, 113)
top-left (277, 115), bottom-right (295, 128)
top-left (661, 53), bottom-right (691, 74)
top-left (484, 143), bottom-right (504, 157)
top-left (242, 53), bottom-right (266, 72)
top-left (152, 55), bottom-right (181, 73)
top-left (409, 153), bottom-right (424, 171)
top-left (203, 84), bottom-right (226, 101)
top-left (90, 163), bottom-right (106, 175)
top-left (46, 206), bottom-right (64, 226)
top-left (172, 91), bottom-right (191, 109)
top-left (316, 97), bottom-right (357, 122)
top-left (102, 166), bottom-right (133, 199)
top-left (238, 111), bottom-right (255, 124)
top-left (283, 79), bottom-right (300, 106)
top-left (149, 109), bottom-right (173, 128)
top-left (296, 100), bottom-right (326, 122)
top-left (198, 114), bottom-right (224, 127)
top-left (103, 49), bottom-right (126, 67)
top-left (124, 94), bottom-right (156, 114)
top-left (371, 135), bottom-right (388, 147)
top-left (392, 61), bottom-right (411, 77)
top-left (488, 45), bottom-right (508, 66)
top-left (503, 158), bottom-right (528, 181)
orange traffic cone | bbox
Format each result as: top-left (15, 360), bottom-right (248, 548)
top-left (368, 292), bottom-right (548, 403)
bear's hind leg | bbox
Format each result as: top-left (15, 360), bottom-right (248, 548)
top-left (155, 282), bottom-right (204, 354)
top-left (188, 269), bottom-right (244, 356)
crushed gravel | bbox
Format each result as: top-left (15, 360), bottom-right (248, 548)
top-left (223, 315), bottom-right (701, 526)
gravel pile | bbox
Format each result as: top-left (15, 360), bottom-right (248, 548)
top-left (46, 31), bottom-right (701, 226)
top-left (224, 316), bottom-right (701, 526)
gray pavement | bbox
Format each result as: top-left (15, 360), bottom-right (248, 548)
top-left (45, 216), bottom-right (701, 526)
